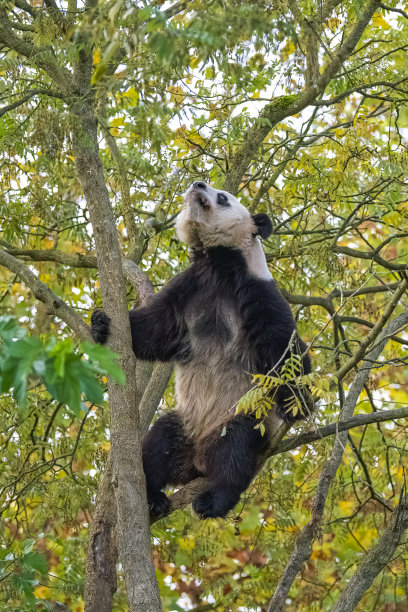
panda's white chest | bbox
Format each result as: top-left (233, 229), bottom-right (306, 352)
top-left (175, 300), bottom-right (252, 440)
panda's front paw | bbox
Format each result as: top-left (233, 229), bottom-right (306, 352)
top-left (275, 386), bottom-right (314, 423)
top-left (193, 488), bottom-right (238, 519)
top-left (148, 491), bottom-right (170, 518)
top-left (275, 402), bottom-right (305, 423)
top-left (91, 309), bottom-right (111, 345)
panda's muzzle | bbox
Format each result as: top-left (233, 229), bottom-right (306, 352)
top-left (193, 181), bottom-right (207, 190)
top-left (190, 184), bottom-right (211, 210)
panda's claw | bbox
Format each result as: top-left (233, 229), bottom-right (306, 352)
top-left (148, 491), bottom-right (170, 517)
top-left (91, 309), bottom-right (111, 345)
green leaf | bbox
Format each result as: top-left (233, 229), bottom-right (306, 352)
top-left (21, 539), bottom-right (35, 554)
top-left (81, 342), bottom-right (126, 384)
top-left (79, 373), bottom-right (104, 406)
top-left (22, 551), bottom-right (48, 575)
top-left (0, 316), bottom-right (27, 341)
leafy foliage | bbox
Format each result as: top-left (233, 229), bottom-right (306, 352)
top-left (0, 316), bottom-right (124, 416)
top-left (1, 0), bottom-right (408, 610)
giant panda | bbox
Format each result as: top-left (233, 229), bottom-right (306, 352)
top-left (91, 181), bottom-right (312, 519)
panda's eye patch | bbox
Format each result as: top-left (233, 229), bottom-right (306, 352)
top-left (217, 193), bottom-right (230, 207)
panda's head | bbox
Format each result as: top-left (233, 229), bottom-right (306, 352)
top-left (175, 182), bottom-right (273, 279)
top-left (176, 181), bottom-right (272, 248)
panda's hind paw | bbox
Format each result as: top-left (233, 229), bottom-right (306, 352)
top-left (91, 309), bottom-right (111, 345)
top-left (148, 491), bottom-right (170, 518)
top-left (193, 488), bottom-right (236, 519)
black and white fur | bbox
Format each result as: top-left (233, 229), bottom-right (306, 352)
top-left (91, 182), bottom-right (311, 519)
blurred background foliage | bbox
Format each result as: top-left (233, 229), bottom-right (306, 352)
top-left (1, 0), bottom-right (408, 609)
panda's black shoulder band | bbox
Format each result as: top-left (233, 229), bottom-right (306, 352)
top-left (252, 213), bottom-right (272, 239)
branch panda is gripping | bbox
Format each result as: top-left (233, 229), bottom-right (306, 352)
top-left (91, 182), bottom-right (312, 519)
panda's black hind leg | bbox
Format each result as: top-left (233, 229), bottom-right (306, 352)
top-left (142, 412), bottom-right (199, 518)
top-left (193, 415), bottom-right (267, 519)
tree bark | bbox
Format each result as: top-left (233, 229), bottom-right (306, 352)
top-left (84, 456), bottom-right (117, 612)
top-left (71, 99), bottom-right (161, 611)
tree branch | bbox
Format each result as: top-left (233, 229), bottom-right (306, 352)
top-left (162, 0), bottom-right (192, 19)
top-left (152, 406), bottom-right (408, 525)
top-left (0, 241), bottom-right (98, 268)
top-left (0, 249), bottom-right (92, 342)
top-left (333, 244), bottom-right (408, 271)
top-left (13, 0), bottom-right (38, 17)
top-left (273, 406), bottom-right (408, 457)
top-left (0, 244), bottom-right (161, 310)
top-left (331, 491), bottom-right (408, 612)
top-left (338, 315), bottom-right (408, 347)
top-left (333, 278), bottom-right (408, 385)
top-left (0, 88), bottom-right (63, 117)
top-left (266, 305), bottom-right (408, 612)
top-left (71, 95), bottom-right (162, 609)
top-left (0, 9), bottom-right (72, 91)
top-left (102, 126), bottom-right (141, 259)
top-left (139, 363), bottom-right (173, 436)
top-left (223, 0), bottom-right (381, 194)
top-left (43, 0), bottom-right (67, 29)
top-left (379, 3), bottom-right (408, 20)
top-left (84, 259), bottom-right (170, 611)
top-left (314, 78), bottom-right (408, 106)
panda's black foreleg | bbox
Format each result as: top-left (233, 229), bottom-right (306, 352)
top-left (274, 382), bottom-right (314, 422)
top-left (142, 412), bottom-right (199, 517)
top-left (193, 415), bottom-right (267, 520)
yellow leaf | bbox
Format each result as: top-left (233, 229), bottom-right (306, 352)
top-left (179, 535), bottom-right (195, 551)
top-left (327, 17), bottom-right (341, 32)
top-left (122, 86), bottom-right (139, 105)
top-left (168, 85), bottom-right (186, 107)
top-left (111, 117), bottom-right (125, 127)
top-left (41, 238), bottom-right (54, 250)
top-left (93, 48), bottom-right (101, 65)
top-left (34, 586), bottom-right (50, 598)
top-left (281, 40), bottom-right (295, 60)
top-left (338, 499), bottom-right (354, 513)
top-left (310, 546), bottom-right (329, 560)
top-left (372, 12), bottom-right (391, 29)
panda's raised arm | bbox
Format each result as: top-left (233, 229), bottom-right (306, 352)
top-left (240, 277), bottom-right (311, 376)
top-left (91, 268), bottom-right (196, 362)
top-left (238, 276), bottom-right (312, 420)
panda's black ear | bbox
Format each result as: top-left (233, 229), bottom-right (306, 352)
top-left (252, 213), bottom-right (272, 239)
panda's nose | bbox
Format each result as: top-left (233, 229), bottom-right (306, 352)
top-left (193, 181), bottom-right (207, 190)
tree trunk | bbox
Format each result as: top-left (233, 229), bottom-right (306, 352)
top-left (71, 100), bottom-right (161, 612)
top-left (84, 457), bottom-right (117, 611)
